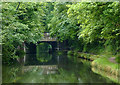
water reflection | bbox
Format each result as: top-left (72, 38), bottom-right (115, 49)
top-left (22, 65), bottom-right (58, 74)
top-left (37, 43), bottom-right (52, 52)
top-left (24, 53), bottom-right (57, 65)
top-left (2, 51), bottom-right (118, 83)
top-left (37, 52), bottom-right (52, 63)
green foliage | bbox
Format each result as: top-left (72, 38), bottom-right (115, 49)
top-left (67, 51), bottom-right (73, 55)
top-left (67, 2), bottom-right (120, 54)
top-left (49, 2), bottom-right (79, 41)
top-left (2, 42), bottom-right (15, 64)
top-left (2, 2), bottom-right (46, 44)
top-left (15, 49), bottom-right (25, 58)
top-left (2, 2), bottom-right (120, 64)
top-left (49, 2), bottom-right (120, 55)
top-left (2, 2), bottom-right (53, 64)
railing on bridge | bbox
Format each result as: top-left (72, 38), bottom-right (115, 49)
top-left (40, 33), bottom-right (57, 41)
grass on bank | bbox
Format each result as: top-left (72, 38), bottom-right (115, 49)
top-left (91, 57), bottom-right (120, 83)
top-left (67, 50), bottom-right (100, 60)
top-left (92, 57), bottom-right (119, 70)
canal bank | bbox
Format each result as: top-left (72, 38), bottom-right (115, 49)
top-left (67, 51), bottom-right (120, 84)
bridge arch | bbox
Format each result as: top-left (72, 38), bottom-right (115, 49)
top-left (26, 33), bottom-right (58, 54)
top-left (37, 41), bottom-right (58, 51)
top-left (26, 41), bottom-right (58, 54)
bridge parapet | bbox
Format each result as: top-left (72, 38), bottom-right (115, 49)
top-left (41, 33), bottom-right (57, 41)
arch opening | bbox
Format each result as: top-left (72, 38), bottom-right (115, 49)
top-left (37, 42), bottom-right (52, 52)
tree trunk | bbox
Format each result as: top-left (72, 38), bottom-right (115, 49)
top-left (17, 42), bottom-right (26, 65)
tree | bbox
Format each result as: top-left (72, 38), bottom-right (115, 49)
top-left (2, 2), bottom-right (51, 63)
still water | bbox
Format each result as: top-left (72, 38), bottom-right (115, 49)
top-left (2, 51), bottom-right (118, 84)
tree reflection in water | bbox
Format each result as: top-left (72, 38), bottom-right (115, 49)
top-left (37, 52), bottom-right (52, 63)
top-left (36, 42), bottom-right (53, 63)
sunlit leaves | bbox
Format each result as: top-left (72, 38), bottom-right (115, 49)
top-left (49, 2), bottom-right (120, 53)
top-left (2, 2), bottom-right (51, 62)
top-left (68, 2), bottom-right (120, 42)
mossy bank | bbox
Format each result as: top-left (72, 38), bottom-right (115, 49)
top-left (67, 51), bottom-right (120, 84)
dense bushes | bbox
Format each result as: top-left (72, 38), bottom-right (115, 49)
top-left (49, 2), bottom-right (120, 55)
top-left (2, 2), bottom-right (120, 64)
top-left (2, 2), bottom-right (53, 64)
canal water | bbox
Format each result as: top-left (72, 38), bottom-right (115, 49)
top-left (3, 50), bottom-right (119, 84)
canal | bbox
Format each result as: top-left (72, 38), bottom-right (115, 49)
top-left (3, 50), bottom-right (118, 84)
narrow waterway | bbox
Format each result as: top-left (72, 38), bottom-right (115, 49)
top-left (3, 50), bottom-right (118, 84)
